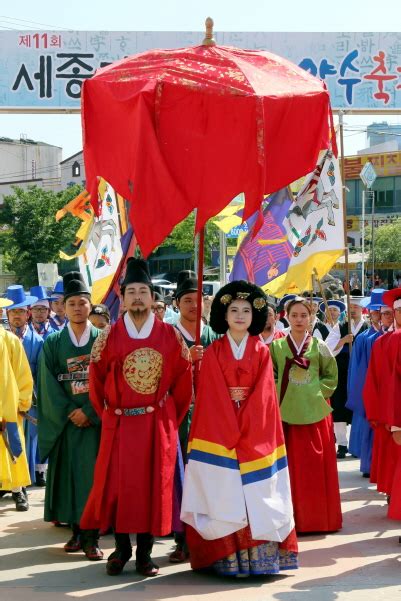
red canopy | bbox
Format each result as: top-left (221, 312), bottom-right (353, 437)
top-left (82, 44), bottom-right (335, 257)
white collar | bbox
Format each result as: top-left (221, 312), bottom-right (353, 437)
top-left (260, 330), bottom-right (274, 345)
top-left (289, 331), bottom-right (309, 354)
top-left (67, 322), bottom-right (91, 347)
top-left (227, 331), bottom-right (249, 360)
top-left (176, 319), bottom-right (204, 342)
top-left (351, 319), bottom-right (365, 336)
top-left (124, 311), bottom-right (155, 339)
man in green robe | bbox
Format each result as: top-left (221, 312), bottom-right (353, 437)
top-left (171, 271), bottom-right (219, 562)
top-left (37, 272), bottom-right (102, 561)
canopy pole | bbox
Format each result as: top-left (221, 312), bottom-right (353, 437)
top-left (194, 226), bottom-right (205, 386)
top-left (195, 227), bottom-right (205, 346)
top-left (339, 111), bottom-right (352, 351)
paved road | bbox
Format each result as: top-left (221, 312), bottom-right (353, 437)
top-left (1, 458), bottom-right (400, 601)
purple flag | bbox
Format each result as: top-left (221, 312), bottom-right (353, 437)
top-left (229, 188), bottom-right (294, 286)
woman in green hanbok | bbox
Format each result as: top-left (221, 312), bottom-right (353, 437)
top-left (270, 297), bottom-right (342, 533)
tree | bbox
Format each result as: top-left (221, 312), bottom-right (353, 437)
top-left (368, 218), bottom-right (401, 264)
top-left (0, 185), bottom-right (82, 287)
top-left (159, 211), bottom-right (220, 265)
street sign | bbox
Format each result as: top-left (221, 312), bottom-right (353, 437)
top-left (228, 223), bottom-right (249, 238)
top-left (360, 161), bottom-right (377, 189)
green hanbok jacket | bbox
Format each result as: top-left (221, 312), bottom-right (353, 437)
top-left (37, 325), bottom-right (100, 524)
top-left (270, 335), bottom-right (338, 425)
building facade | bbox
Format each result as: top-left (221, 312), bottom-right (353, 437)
top-left (0, 136), bottom-right (62, 202)
top-left (344, 149), bottom-right (401, 249)
top-left (59, 150), bottom-right (86, 189)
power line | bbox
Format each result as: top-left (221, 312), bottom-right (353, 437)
top-left (0, 23), bottom-right (21, 31)
top-left (0, 159), bottom-right (82, 182)
top-left (0, 15), bottom-right (71, 31)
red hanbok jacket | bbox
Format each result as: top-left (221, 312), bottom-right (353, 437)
top-left (80, 316), bottom-right (193, 535)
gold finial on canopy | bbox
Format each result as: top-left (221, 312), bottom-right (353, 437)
top-left (202, 17), bottom-right (216, 46)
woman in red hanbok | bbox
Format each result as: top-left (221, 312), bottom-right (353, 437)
top-left (181, 281), bottom-right (298, 577)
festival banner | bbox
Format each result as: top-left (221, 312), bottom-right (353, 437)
top-left (2, 31), bottom-right (401, 110)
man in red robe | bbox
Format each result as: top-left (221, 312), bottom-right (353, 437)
top-left (80, 258), bottom-right (193, 577)
top-left (364, 287), bottom-right (401, 519)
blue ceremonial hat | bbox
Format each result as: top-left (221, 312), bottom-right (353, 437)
top-left (6, 285), bottom-right (38, 309)
top-left (30, 285), bottom-right (51, 301)
top-left (279, 293), bottom-right (297, 310)
top-left (361, 289), bottom-right (385, 311)
top-left (319, 299), bottom-right (346, 313)
top-left (50, 280), bottom-right (64, 301)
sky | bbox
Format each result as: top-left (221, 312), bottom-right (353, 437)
top-left (1, 0), bottom-right (401, 159)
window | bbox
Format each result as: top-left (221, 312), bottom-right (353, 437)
top-left (373, 176), bottom-right (394, 211)
top-left (346, 179), bottom-right (357, 214)
top-left (72, 161), bottom-right (81, 177)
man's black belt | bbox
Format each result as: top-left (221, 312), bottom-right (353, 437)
top-left (57, 371), bottom-right (89, 382)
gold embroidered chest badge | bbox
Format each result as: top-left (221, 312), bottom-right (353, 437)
top-left (123, 347), bottom-right (163, 394)
top-left (288, 365), bottom-right (312, 386)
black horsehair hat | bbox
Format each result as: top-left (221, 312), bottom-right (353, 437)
top-left (63, 271), bottom-right (91, 302)
top-left (210, 280), bottom-right (268, 336)
top-left (89, 304), bottom-right (111, 320)
top-left (120, 257), bottom-right (153, 292)
top-left (175, 270), bottom-right (200, 300)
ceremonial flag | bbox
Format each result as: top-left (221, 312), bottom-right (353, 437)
top-left (103, 227), bottom-right (137, 322)
top-left (57, 179), bottom-right (129, 304)
top-left (266, 150), bottom-right (344, 295)
top-left (229, 188), bottom-right (294, 286)
top-left (79, 181), bottom-right (128, 303)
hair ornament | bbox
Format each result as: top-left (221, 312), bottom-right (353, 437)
top-left (220, 294), bottom-right (232, 305)
top-left (253, 297), bottom-right (266, 310)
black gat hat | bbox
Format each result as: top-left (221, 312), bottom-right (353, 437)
top-left (121, 258), bottom-right (153, 292)
top-left (63, 271), bottom-right (91, 302)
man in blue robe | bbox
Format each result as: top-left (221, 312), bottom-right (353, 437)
top-left (29, 286), bottom-right (57, 340)
top-left (6, 285), bottom-right (45, 486)
top-left (49, 280), bottom-right (68, 331)
top-left (346, 290), bottom-right (392, 476)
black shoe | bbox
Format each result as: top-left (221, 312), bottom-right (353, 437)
top-left (12, 491), bottom-right (29, 511)
top-left (135, 559), bottom-right (159, 577)
top-left (106, 548), bottom-right (132, 575)
top-left (35, 471), bottom-right (46, 487)
top-left (362, 473), bottom-right (370, 478)
top-left (64, 534), bottom-right (82, 552)
top-left (0, 490), bottom-right (11, 498)
top-left (336, 445), bottom-right (348, 459)
top-left (84, 544), bottom-right (104, 561)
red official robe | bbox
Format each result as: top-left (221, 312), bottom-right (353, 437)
top-left (80, 316), bottom-right (192, 535)
top-left (364, 332), bottom-right (396, 495)
top-left (364, 330), bottom-right (401, 518)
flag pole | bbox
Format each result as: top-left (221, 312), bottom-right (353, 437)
top-left (313, 268), bottom-right (334, 328)
top-left (339, 111), bottom-right (352, 351)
